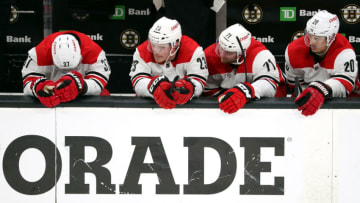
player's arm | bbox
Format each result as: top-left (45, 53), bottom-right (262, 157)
top-left (84, 50), bottom-right (111, 95)
top-left (22, 48), bottom-right (52, 96)
top-left (129, 49), bottom-right (153, 97)
top-left (184, 48), bottom-right (208, 97)
top-left (324, 49), bottom-right (358, 97)
top-left (202, 74), bottom-right (225, 96)
top-left (128, 50), bottom-right (176, 108)
top-left (291, 49), bottom-right (357, 116)
top-left (53, 50), bottom-right (110, 102)
top-left (216, 50), bottom-right (280, 114)
top-left (169, 48), bottom-right (208, 105)
top-left (21, 48), bottom-right (60, 107)
top-left (251, 50), bottom-right (280, 98)
top-left (202, 45), bottom-right (223, 96)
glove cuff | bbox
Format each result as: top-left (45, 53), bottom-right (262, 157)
top-left (308, 81), bottom-right (332, 99)
top-left (148, 75), bottom-right (169, 95)
top-left (64, 71), bottom-right (84, 93)
top-left (183, 78), bottom-right (195, 96)
top-left (31, 78), bottom-right (52, 98)
top-left (234, 82), bottom-right (255, 101)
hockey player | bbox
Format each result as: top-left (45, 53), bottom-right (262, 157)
top-left (203, 24), bottom-right (286, 114)
top-left (22, 30), bottom-right (111, 108)
top-left (285, 10), bottom-right (358, 116)
top-left (129, 16), bottom-right (208, 109)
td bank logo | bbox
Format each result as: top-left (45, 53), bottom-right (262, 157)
top-left (111, 5), bottom-right (125, 20)
top-left (280, 7), bottom-right (296, 21)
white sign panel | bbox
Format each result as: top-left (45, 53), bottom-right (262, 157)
top-left (0, 108), bottom-right (56, 203)
top-left (333, 109), bottom-right (360, 203)
top-left (0, 108), bottom-right (359, 203)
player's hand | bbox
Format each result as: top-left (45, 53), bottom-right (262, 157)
top-left (32, 79), bottom-right (60, 108)
top-left (148, 75), bottom-right (176, 109)
top-left (171, 78), bottom-right (194, 105)
top-left (295, 81), bottom-right (331, 116)
top-left (55, 71), bottom-right (86, 102)
top-left (217, 82), bottom-right (255, 114)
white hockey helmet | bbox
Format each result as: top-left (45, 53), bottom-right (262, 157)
top-left (51, 34), bottom-right (82, 70)
top-left (305, 10), bottom-right (339, 47)
top-left (148, 16), bottom-right (182, 48)
top-left (216, 23), bottom-right (252, 57)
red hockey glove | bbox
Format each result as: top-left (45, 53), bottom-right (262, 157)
top-left (218, 82), bottom-right (255, 114)
top-left (295, 81), bottom-right (332, 116)
top-left (148, 75), bottom-right (176, 109)
top-left (55, 71), bottom-right (86, 102)
top-left (31, 78), bottom-right (60, 108)
top-left (171, 78), bottom-right (194, 105)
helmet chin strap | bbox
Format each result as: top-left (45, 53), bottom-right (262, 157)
top-left (169, 45), bottom-right (179, 58)
top-left (164, 44), bottom-right (180, 65)
top-left (231, 54), bottom-right (245, 65)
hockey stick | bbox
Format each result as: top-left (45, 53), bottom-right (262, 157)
top-left (294, 76), bottom-right (303, 97)
top-left (169, 75), bottom-right (180, 95)
top-left (236, 36), bottom-right (248, 82)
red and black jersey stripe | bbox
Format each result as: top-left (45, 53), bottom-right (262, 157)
top-left (22, 72), bottom-right (46, 88)
top-left (131, 72), bottom-right (152, 88)
top-left (187, 74), bottom-right (207, 88)
top-left (85, 71), bottom-right (109, 90)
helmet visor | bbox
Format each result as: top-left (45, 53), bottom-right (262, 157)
top-left (147, 40), bottom-right (172, 53)
top-left (304, 32), bottom-right (327, 50)
top-left (147, 40), bottom-right (172, 64)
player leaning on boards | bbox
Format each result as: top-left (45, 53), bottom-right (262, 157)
top-left (285, 10), bottom-right (359, 116)
top-left (203, 24), bottom-right (286, 114)
top-left (129, 17), bottom-right (208, 109)
top-left (22, 31), bottom-right (111, 107)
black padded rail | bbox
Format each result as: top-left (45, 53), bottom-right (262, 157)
top-left (1, 95), bottom-right (360, 109)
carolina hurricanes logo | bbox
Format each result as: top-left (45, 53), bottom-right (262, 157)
top-left (171, 23), bottom-right (179, 31)
top-left (329, 16), bottom-right (338, 23)
top-left (53, 42), bottom-right (57, 54)
top-left (72, 40), bottom-right (77, 52)
top-left (240, 34), bottom-right (249, 41)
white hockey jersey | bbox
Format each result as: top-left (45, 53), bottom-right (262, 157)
top-left (285, 34), bottom-right (358, 97)
top-left (204, 38), bottom-right (286, 98)
top-left (22, 31), bottom-right (111, 96)
top-left (129, 35), bottom-right (208, 98)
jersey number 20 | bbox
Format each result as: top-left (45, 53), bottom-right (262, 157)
top-left (344, 59), bottom-right (355, 72)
